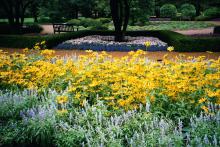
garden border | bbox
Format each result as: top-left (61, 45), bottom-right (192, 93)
top-left (0, 30), bottom-right (219, 52)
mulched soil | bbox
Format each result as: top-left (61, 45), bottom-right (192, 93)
top-left (1, 48), bottom-right (219, 61)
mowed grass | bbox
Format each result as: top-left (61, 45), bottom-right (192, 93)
top-left (0, 18), bottom-right (35, 24)
top-left (126, 21), bottom-right (215, 31)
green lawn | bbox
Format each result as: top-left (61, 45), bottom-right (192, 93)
top-left (126, 21), bottom-right (215, 30)
top-left (0, 18), bottom-right (35, 24)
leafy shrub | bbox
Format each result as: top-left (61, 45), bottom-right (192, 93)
top-left (49, 11), bottom-right (65, 23)
top-left (22, 24), bottom-right (43, 34)
top-left (204, 7), bottom-right (220, 19)
top-left (80, 18), bottom-right (102, 28)
top-left (160, 4), bottom-right (177, 18)
top-left (38, 17), bottom-right (51, 23)
top-left (67, 18), bottom-right (110, 28)
top-left (195, 15), bottom-right (211, 21)
top-left (97, 18), bottom-right (111, 24)
top-left (180, 3), bottom-right (196, 20)
top-left (0, 24), bottom-right (43, 34)
top-left (54, 129), bottom-right (85, 147)
top-left (67, 19), bottom-right (81, 26)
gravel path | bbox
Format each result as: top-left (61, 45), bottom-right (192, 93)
top-left (175, 27), bottom-right (214, 35)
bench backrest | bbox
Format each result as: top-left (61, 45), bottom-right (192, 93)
top-left (52, 23), bottom-right (79, 34)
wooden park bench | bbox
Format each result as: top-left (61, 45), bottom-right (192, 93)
top-left (52, 23), bottom-right (79, 34)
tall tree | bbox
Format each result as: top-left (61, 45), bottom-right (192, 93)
top-left (130, 0), bottom-right (155, 25)
top-left (30, 1), bottom-right (40, 22)
top-left (110, 0), bottom-right (130, 42)
top-left (1, 0), bottom-right (37, 27)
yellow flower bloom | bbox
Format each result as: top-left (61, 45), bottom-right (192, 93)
top-left (34, 45), bottom-right (41, 50)
top-left (23, 48), bottom-right (29, 53)
top-left (40, 49), bottom-right (55, 59)
top-left (85, 50), bottom-right (93, 53)
top-left (41, 41), bottom-right (46, 45)
top-left (198, 98), bottom-right (207, 104)
top-left (167, 46), bottom-right (174, 52)
top-left (201, 106), bottom-right (209, 113)
top-left (56, 96), bottom-right (68, 104)
top-left (144, 41), bottom-right (151, 48)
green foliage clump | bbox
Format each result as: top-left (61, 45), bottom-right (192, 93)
top-left (67, 18), bottom-right (110, 30)
top-left (195, 7), bottom-right (220, 21)
top-left (160, 4), bottom-right (177, 18)
top-left (54, 129), bottom-right (85, 147)
top-left (80, 18), bottom-right (101, 28)
top-left (97, 18), bottom-right (111, 24)
top-left (180, 4), bottom-right (196, 20)
top-left (195, 15), bottom-right (211, 21)
top-left (38, 17), bottom-right (51, 23)
top-left (67, 19), bottom-right (81, 26)
top-left (203, 7), bottom-right (220, 18)
top-left (0, 90), bottom-right (219, 146)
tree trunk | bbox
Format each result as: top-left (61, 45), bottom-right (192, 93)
top-left (110, 0), bottom-right (130, 42)
top-left (15, 0), bottom-right (21, 27)
top-left (196, 0), bottom-right (201, 16)
top-left (74, 7), bottom-right (79, 19)
top-left (122, 0), bottom-right (129, 32)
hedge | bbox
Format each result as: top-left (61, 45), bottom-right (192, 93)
top-left (0, 30), bottom-right (219, 52)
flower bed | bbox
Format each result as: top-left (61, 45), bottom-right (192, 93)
top-left (0, 43), bottom-right (219, 146)
top-left (56, 35), bottom-right (168, 51)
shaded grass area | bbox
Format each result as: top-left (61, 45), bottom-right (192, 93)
top-left (126, 21), bottom-right (215, 31)
top-left (0, 18), bottom-right (36, 24)
top-left (0, 30), bottom-right (219, 52)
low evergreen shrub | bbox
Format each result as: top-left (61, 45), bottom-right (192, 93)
top-left (160, 4), bottom-right (177, 18)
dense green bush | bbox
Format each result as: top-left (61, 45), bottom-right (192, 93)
top-left (204, 7), bottom-right (220, 18)
top-left (67, 18), bottom-right (110, 29)
top-left (97, 18), bottom-right (111, 24)
top-left (22, 24), bottom-right (43, 34)
top-left (0, 24), bottom-right (43, 35)
top-left (180, 4), bottom-right (196, 20)
top-left (90, 24), bottom-right (109, 31)
top-left (38, 17), bottom-right (51, 23)
top-left (160, 4), bottom-right (177, 18)
top-left (80, 18), bottom-right (102, 28)
top-left (195, 15), bottom-right (211, 21)
top-left (67, 19), bottom-right (81, 26)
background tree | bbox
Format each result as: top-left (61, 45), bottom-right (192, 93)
top-left (130, 0), bottom-right (155, 25)
top-left (1, 0), bottom-right (38, 27)
top-left (93, 0), bottom-right (110, 18)
top-left (59, 0), bottom-right (79, 19)
top-left (29, 1), bottom-right (40, 22)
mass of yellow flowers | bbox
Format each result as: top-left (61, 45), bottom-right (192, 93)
top-left (0, 44), bottom-right (219, 113)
